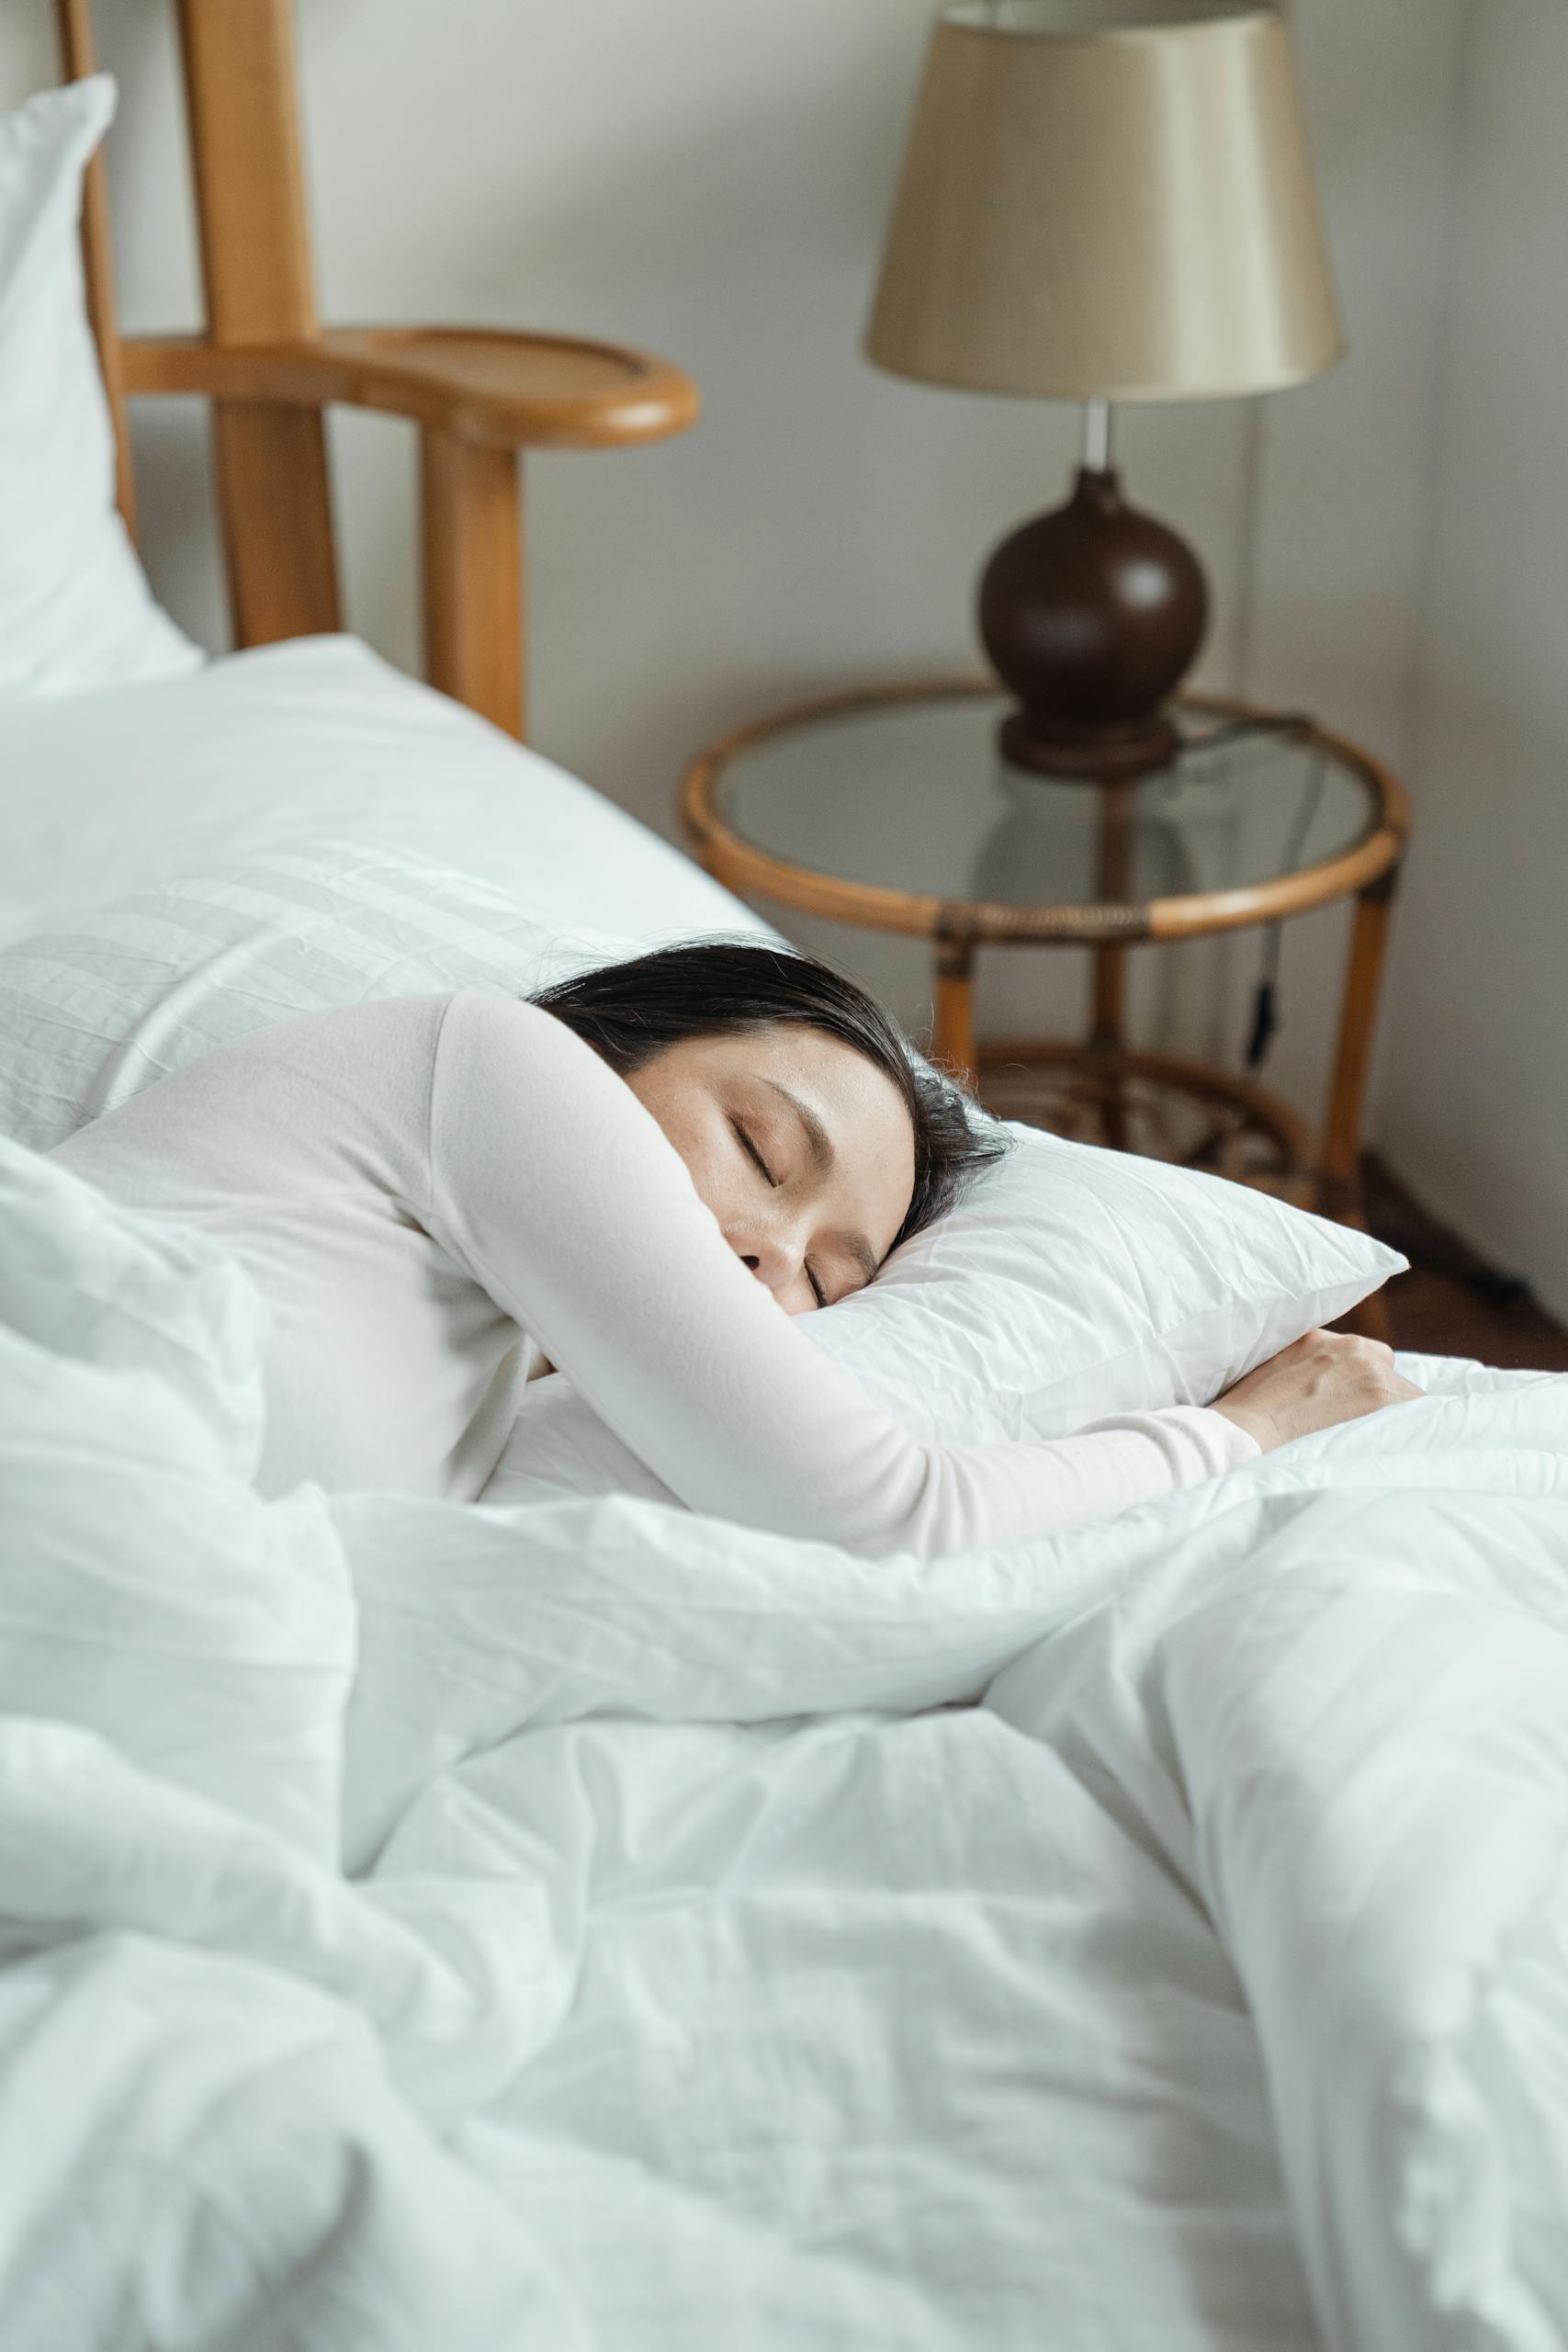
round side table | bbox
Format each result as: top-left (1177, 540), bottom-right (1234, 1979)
top-left (682, 679), bottom-right (1410, 1238)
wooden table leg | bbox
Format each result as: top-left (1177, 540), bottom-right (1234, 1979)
top-left (1089, 780), bottom-right (1136, 1149)
top-left (1091, 780), bottom-right (1134, 1043)
top-left (934, 927), bottom-right (977, 1092)
top-left (1321, 869), bottom-right (1400, 1341)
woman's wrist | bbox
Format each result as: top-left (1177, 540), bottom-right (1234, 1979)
top-left (1210, 1398), bottom-right (1280, 1453)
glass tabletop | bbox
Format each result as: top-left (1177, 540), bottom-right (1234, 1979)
top-left (707, 690), bottom-right (1379, 915)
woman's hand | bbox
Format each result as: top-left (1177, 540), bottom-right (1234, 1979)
top-left (1212, 1328), bottom-right (1424, 1453)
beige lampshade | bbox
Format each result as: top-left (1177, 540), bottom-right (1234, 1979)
top-left (866, 1), bottom-right (1345, 402)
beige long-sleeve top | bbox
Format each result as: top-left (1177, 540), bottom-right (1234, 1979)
top-left (51, 990), bottom-right (1258, 1553)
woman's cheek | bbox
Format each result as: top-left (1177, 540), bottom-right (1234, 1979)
top-left (686, 1136), bottom-right (739, 1227)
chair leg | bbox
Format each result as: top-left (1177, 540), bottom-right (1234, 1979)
top-left (212, 403), bottom-right (340, 646)
top-left (420, 429), bottom-right (525, 739)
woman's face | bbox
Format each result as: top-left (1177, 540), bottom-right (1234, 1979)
top-left (626, 1023), bottom-right (916, 1314)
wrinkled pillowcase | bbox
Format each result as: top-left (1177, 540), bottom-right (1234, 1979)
top-left (0, 75), bottom-right (202, 699)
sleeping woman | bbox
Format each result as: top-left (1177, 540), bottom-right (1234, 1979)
top-left (49, 941), bottom-right (1419, 1556)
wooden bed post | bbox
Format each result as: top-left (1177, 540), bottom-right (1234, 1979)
top-left (175, 0), bottom-right (341, 645)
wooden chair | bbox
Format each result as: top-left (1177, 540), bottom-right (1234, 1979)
top-left (54, 0), bottom-right (699, 741)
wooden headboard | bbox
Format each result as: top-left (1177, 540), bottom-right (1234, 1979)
top-left (52, 0), bottom-right (699, 739)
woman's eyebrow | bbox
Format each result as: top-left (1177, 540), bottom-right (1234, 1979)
top-left (763, 1080), bottom-right (833, 1175)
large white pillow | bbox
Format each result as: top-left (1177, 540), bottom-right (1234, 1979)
top-left (0, 76), bottom-right (202, 701)
top-left (0, 629), bottom-right (767, 951)
top-left (816, 1125), bottom-right (1400, 1438)
top-left (0, 840), bottom-right (1402, 1465)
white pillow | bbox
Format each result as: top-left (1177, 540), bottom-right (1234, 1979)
top-left (485, 1127), bottom-right (1403, 1504)
top-left (811, 1123), bottom-right (1403, 1439)
top-left (0, 629), bottom-right (766, 951)
top-left (0, 839), bottom-right (1403, 1468)
top-left (0, 75), bottom-right (202, 700)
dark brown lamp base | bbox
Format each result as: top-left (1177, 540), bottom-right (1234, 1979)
top-left (996, 706), bottom-right (1180, 781)
top-left (979, 467), bottom-right (1209, 782)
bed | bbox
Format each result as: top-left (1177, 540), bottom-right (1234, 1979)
top-left (4, 10), bottom-right (1568, 2350)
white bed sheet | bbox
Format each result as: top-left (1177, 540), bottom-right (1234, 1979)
top-left (5, 1135), bottom-right (1568, 2350)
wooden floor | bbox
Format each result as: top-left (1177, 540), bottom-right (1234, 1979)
top-left (1358, 1155), bottom-right (1568, 1371)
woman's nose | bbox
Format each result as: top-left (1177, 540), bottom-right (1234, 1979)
top-left (735, 1230), bottom-right (797, 1295)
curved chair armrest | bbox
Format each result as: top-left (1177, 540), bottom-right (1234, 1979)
top-left (120, 324), bottom-right (699, 449)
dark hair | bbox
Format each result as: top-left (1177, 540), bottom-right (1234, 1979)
top-left (530, 939), bottom-right (1008, 1254)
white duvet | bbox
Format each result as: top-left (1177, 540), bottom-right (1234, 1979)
top-left (4, 1133), bottom-right (1568, 2351)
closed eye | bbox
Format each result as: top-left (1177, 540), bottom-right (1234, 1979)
top-left (805, 1262), bottom-right (827, 1310)
top-left (732, 1118), bottom-right (776, 1187)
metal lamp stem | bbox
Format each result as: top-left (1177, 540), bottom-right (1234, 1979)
top-left (1082, 399), bottom-right (1114, 471)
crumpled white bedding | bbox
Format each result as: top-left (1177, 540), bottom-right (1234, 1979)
top-left (4, 1131), bottom-right (1567, 2351)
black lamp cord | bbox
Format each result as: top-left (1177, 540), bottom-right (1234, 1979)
top-left (1179, 709), bottom-right (1325, 1076)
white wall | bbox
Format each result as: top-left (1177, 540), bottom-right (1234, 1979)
top-left (1372, 0), bottom-right (1568, 1322)
top-left (17, 0), bottom-right (1563, 1318)
top-left (1241, 0), bottom-right (1467, 1123)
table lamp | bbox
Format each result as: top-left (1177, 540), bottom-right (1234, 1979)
top-left (865, 1), bottom-right (1344, 780)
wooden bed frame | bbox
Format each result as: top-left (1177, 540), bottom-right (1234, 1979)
top-left (54, 0), bottom-right (698, 741)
